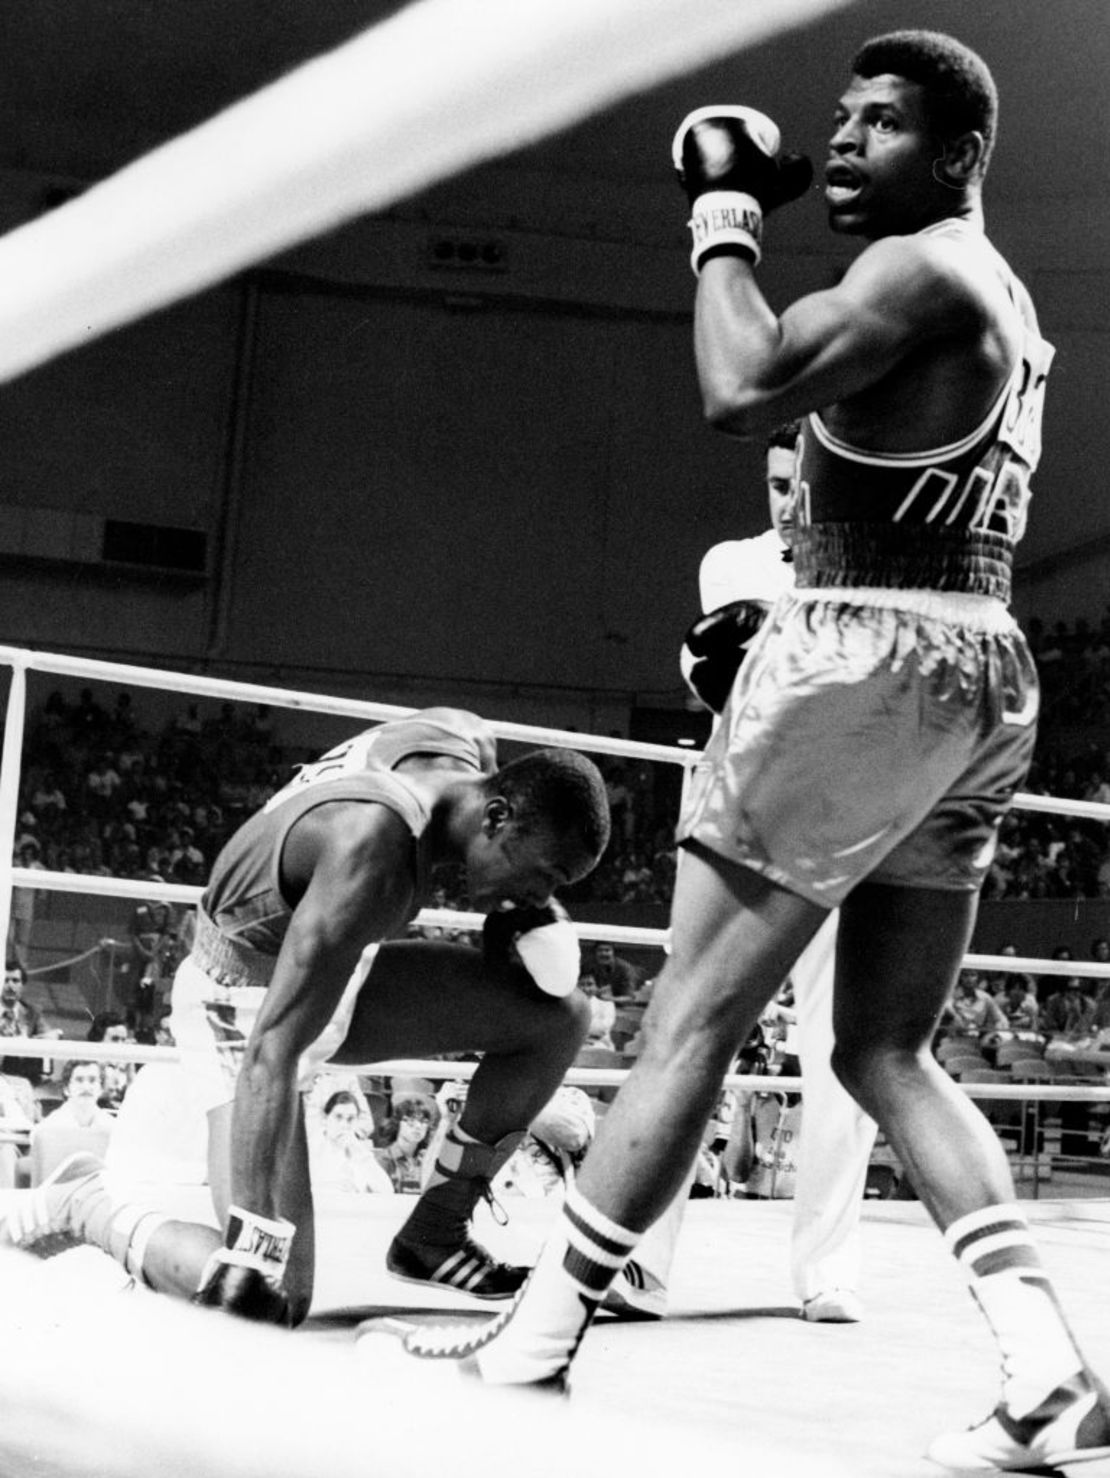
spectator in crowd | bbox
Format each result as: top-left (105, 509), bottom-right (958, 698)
top-left (72, 688), bottom-right (107, 737)
top-left (618, 852), bottom-right (655, 901)
top-left (942, 969), bottom-right (1008, 1039)
top-left (603, 765), bottom-right (635, 849)
top-left (127, 883), bottom-right (182, 1036)
top-left (107, 692), bottom-right (138, 748)
top-left (689, 1129), bottom-right (723, 1201)
top-left (1040, 977), bottom-right (1096, 1042)
top-left (8, 838), bottom-right (46, 962)
top-left (0, 960), bottom-right (60, 1087)
top-left (87, 1012), bottom-right (136, 1112)
top-left (577, 973), bottom-right (616, 1051)
top-left (30, 771), bottom-right (67, 821)
top-left (759, 984), bottom-right (800, 1076)
top-left (1091, 980), bottom-right (1110, 1039)
top-left (0, 1073), bottom-right (34, 1189)
top-left (1086, 936), bottom-right (1110, 995)
top-left (375, 1095), bottom-right (441, 1194)
top-left (309, 1089), bottom-right (394, 1195)
top-left (29, 1060), bottom-right (115, 1185)
top-left (495, 1087), bottom-right (596, 1199)
top-left (85, 753), bottom-right (123, 817)
top-left (998, 975), bottom-right (1041, 1034)
top-left (589, 941), bottom-right (641, 1002)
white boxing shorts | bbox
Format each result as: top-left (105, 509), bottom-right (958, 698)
top-left (678, 587), bottom-right (1038, 907)
top-left (167, 943), bottom-right (378, 1113)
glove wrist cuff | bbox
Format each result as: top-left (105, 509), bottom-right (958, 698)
top-left (689, 190), bottom-right (762, 272)
top-left (224, 1204), bottom-right (295, 1273)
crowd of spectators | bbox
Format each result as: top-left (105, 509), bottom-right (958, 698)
top-left (1028, 611), bottom-right (1110, 728)
top-left (6, 605), bottom-right (1110, 1119)
top-left (11, 690), bottom-right (687, 923)
top-left (15, 686), bottom-right (283, 888)
top-left (937, 943), bottom-right (1110, 1057)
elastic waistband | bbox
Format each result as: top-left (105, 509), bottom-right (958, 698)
top-left (788, 585), bottom-right (1019, 634)
top-left (791, 522), bottom-right (1013, 602)
top-left (191, 908), bottom-right (275, 992)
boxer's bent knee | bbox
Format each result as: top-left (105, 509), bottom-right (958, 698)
top-left (531, 979), bottom-right (591, 1055)
top-left (830, 1037), bottom-right (937, 1119)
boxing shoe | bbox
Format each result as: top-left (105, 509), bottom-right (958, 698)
top-left (801, 1288), bottom-right (864, 1324)
top-left (398, 1305), bottom-right (573, 1395)
top-left (386, 1232), bottom-right (529, 1300)
top-left (926, 1370), bottom-right (1110, 1471)
top-left (602, 1259), bottom-right (668, 1320)
top-left (0, 1152), bottom-right (106, 1257)
top-left (459, 1354), bottom-right (570, 1396)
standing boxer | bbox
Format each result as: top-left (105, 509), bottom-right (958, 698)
top-left (405, 32), bottom-right (1110, 1471)
top-left (3, 708), bottom-right (609, 1325)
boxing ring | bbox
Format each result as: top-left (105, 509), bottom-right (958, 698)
top-left (2, 642), bottom-right (1110, 1478)
top-left (0, 0), bottom-right (1108, 1471)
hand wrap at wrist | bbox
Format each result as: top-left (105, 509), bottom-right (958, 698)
top-left (687, 190), bottom-right (764, 270)
top-left (200, 1205), bottom-right (295, 1289)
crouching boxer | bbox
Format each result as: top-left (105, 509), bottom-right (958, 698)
top-left (1, 708), bottom-right (609, 1325)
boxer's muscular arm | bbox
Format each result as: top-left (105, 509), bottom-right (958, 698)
top-left (693, 232), bottom-right (978, 438)
top-left (231, 804), bottom-right (414, 1218)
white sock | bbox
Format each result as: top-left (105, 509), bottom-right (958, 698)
top-left (122, 1209), bottom-right (174, 1284)
top-left (476, 1184), bottom-right (641, 1385)
top-left (945, 1202), bottom-right (1084, 1417)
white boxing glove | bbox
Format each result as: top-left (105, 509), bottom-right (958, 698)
top-left (482, 900), bottom-right (580, 998)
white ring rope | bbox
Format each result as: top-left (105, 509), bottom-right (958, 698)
top-left (0, 0), bottom-right (860, 387)
top-left (4, 644), bottom-right (1109, 951)
top-left (1, 1040), bottom-right (1106, 1107)
top-left (0, 641), bottom-right (698, 954)
top-left (3, 646), bottom-right (1109, 1116)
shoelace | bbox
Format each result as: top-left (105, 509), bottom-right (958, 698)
top-left (475, 1175), bottom-right (509, 1228)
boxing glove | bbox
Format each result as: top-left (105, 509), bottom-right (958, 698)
top-left (192, 1205), bottom-right (294, 1325)
top-left (483, 899), bottom-right (580, 999)
top-left (681, 598), bottom-right (771, 713)
top-left (672, 106), bottom-right (813, 270)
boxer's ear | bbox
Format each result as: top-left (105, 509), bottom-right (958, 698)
top-left (933, 130), bottom-right (985, 186)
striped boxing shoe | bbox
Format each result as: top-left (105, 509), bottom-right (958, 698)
top-left (926, 1370), bottom-right (1110, 1472)
top-left (602, 1258), bottom-right (667, 1320)
top-left (386, 1232), bottom-right (529, 1300)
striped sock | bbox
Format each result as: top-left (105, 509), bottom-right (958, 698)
top-left (474, 1184), bottom-right (641, 1385)
top-left (4, 1161), bottom-right (172, 1283)
top-left (945, 1203), bottom-right (1085, 1417)
top-left (58, 1174), bottom-right (172, 1280)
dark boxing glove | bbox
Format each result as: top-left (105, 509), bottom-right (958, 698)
top-left (192, 1205), bottom-right (295, 1325)
top-left (681, 598), bottom-right (771, 713)
top-left (482, 899), bottom-right (580, 999)
top-left (671, 105), bottom-right (813, 271)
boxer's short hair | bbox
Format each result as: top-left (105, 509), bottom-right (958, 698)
top-left (488, 749), bottom-right (611, 867)
top-left (852, 30), bottom-right (998, 172)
